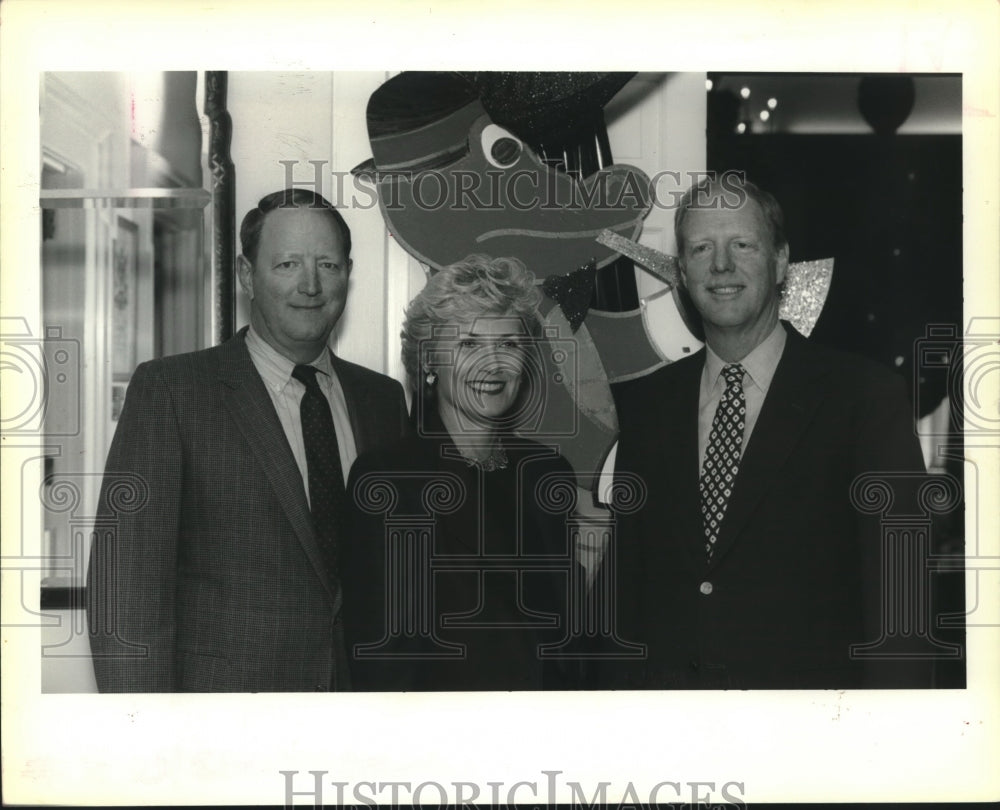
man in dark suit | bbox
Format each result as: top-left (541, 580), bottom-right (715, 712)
top-left (606, 175), bottom-right (930, 689)
top-left (87, 189), bottom-right (409, 692)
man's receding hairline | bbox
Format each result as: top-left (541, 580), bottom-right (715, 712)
top-left (251, 204), bottom-right (350, 265)
top-left (677, 184), bottom-right (786, 251)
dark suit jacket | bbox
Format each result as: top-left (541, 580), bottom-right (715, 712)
top-left (341, 428), bottom-right (578, 691)
top-left (603, 326), bottom-right (930, 689)
top-left (86, 328), bottom-right (409, 692)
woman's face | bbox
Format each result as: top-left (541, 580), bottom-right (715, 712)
top-left (431, 312), bottom-right (530, 434)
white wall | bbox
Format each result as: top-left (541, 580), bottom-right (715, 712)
top-left (607, 72), bottom-right (707, 359)
top-left (42, 610), bottom-right (98, 693)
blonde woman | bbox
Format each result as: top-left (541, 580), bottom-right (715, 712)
top-left (342, 255), bottom-right (578, 691)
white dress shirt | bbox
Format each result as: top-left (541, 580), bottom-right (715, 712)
top-left (697, 322), bottom-right (787, 474)
top-left (245, 326), bottom-right (358, 505)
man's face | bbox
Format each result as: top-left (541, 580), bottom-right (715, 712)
top-left (238, 207), bottom-right (352, 364)
top-left (679, 197), bottom-right (788, 352)
top-left (432, 314), bottom-right (529, 432)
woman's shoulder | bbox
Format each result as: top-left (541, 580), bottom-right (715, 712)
top-left (350, 434), bottom-right (575, 490)
top-left (349, 434), bottom-right (438, 478)
top-left (504, 437), bottom-right (574, 476)
top-left (347, 435), bottom-right (454, 515)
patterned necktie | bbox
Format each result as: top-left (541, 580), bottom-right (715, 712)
top-left (699, 363), bottom-right (746, 562)
top-left (292, 364), bottom-right (346, 577)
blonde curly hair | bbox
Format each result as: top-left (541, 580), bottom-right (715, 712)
top-left (400, 254), bottom-right (541, 390)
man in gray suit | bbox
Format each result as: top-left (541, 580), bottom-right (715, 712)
top-left (87, 189), bottom-right (409, 692)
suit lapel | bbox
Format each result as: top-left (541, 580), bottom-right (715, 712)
top-left (217, 331), bottom-right (339, 601)
top-left (332, 354), bottom-right (373, 457)
top-left (661, 354), bottom-right (705, 572)
top-left (708, 329), bottom-right (829, 567)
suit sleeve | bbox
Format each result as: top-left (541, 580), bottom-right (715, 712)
top-left (853, 368), bottom-right (933, 687)
top-left (86, 361), bottom-right (182, 692)
top-left (341, 452), bottom-right (419, 691)
top-left (533, 452), bottom-right (586, 690)
top-left (393, 380), bottom-right (410, 439)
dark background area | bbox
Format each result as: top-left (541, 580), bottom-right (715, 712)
top-left (708, 131), bottom-right (962, 417)
top-left (705, 73), bottom-right (965, 688)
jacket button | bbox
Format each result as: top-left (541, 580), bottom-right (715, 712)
top-left (699, 581), bottom-right (713, 595)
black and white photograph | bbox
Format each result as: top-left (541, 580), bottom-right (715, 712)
top-left (2, 1), bottom-right (998, 806)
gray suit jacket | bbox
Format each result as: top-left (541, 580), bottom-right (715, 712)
top-left (86, 328), bottom-right (409, 692)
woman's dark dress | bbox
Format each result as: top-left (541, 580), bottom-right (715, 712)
top-left (342, 420), bottom-right (577, 691)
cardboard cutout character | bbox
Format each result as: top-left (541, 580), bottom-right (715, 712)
top-left (354, 72), bottom-right (649, 281)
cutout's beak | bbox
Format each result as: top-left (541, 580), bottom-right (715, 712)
top-left (597, 230), bottom-right (679, 287)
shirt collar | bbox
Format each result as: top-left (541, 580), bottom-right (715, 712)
top-left (703, 321), bottom-right (787, 394)
top-left (246, 325), bottom-right (332, 393)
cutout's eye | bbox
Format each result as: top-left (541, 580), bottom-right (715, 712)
top-left (481, 124), bottom-right (523, 168)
